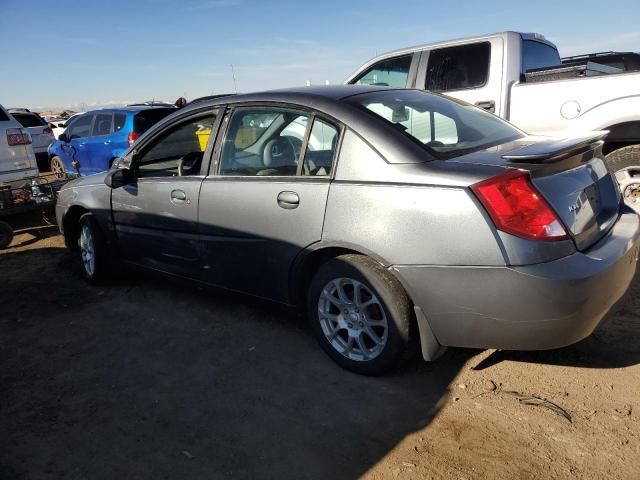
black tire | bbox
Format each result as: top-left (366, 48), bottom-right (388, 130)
top-left (605, 145), bottom-right (640, 174)
top-left (77, 213), bottom-right (110, 284)
top-left (307, 254), bottom-right (412, 375)
top-left (50, 156), bottom-right (66, 179)
top-left (0, 221), bottom-right (13, 249)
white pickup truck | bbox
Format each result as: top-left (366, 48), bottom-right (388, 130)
top-left (346, 32), bottom-right (640, 206)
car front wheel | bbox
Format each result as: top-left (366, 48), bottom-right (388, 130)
top-left (307, 254), bottom-right (412, 375)
top-left (77, 213), bottom-right (109, 283)
top-left (50, 156), bottom-right (65, 179)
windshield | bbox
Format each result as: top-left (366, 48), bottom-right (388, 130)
top-left (348, 89), bottom-right (523, 159)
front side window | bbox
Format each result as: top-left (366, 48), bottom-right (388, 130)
top-left (220, 108), bottom-right (312, 176)
top-left (426, 42), bottom-right (490, 91)
top-left (349, 89), bottom-right (522, 159)
top-left (92, 113), bottom-right (113, 136)
top-left (135, 113), bottom-right (216, 178)
top-left (352, 55), bottom-right (412, 87)
top-left (66, 114), bottom-right (94, 140)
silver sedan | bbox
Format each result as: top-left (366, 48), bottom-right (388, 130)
top-left (55, 86), bottom-right (640, 374)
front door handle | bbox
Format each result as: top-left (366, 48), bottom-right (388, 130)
top-left (277, 191), bottom-right (299, 209)
top-left (170, 189), bottom-right (187, 203)
top-left (475, 100), bottom-right (496, 113)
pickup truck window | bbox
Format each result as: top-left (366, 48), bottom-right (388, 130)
top-left (349, 89), bottom-right (522, 159)
top-left (426, 42), bottom-right (490, 92)
top-left (522, 40), bottom-right (561, 72)
top-left (352, 55), bottom-right (412, 87)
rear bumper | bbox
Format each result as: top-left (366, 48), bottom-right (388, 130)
top-left (393, 210), bottom-right (640, 351)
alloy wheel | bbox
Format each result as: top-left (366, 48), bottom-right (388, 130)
top-left (79, 223), bottom-right (95, 277)
top-left (318, 277), bottom-right (388, 362)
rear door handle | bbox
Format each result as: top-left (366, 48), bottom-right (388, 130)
top-left (277, 191), bottom-right (299, 209)
top-left (475, 100), bottom-right (496, 113)
top-left (171, 189), bottom-right (187, 203)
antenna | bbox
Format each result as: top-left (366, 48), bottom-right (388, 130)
top-left (230, 64), bottom-right (238, 93)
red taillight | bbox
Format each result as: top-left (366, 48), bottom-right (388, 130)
top-left (6, 128), bottom-right (31, 146)
top-left (128, 131), bottom-right (139, 147)
top-left (471, 170), bottom-right (568, 241)
top-left (43, 127), bottom-right (53, 134)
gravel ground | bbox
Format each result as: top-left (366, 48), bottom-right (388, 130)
top-left (1, 217), bottom-right (639, 479)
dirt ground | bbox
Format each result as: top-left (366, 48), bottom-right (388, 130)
top-left (1, 215), bottom-right (639, 480)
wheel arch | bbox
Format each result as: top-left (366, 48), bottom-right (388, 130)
top-left (601, 120), bottom-right (640, 155)
top-left (62, 205), bottom-right (90, 251)
top-left (290, 242), bottom-right (445, 361)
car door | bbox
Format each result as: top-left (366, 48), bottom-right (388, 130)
top-left (83, 112), bottom-right (114, 174)
top-left (65, 113), bottom-right (94, 174)
top-left (198, 106), bottom-right (341, 303)
top-left (111, 109), bottom-right (220, 278)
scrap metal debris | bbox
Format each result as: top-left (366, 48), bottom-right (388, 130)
top-left (471, 380), bottom-right (572, 423)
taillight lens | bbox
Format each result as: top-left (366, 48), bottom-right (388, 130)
top-left (43, 127), bottom-right (53, 134)
top-left (128, 131), bottom-right (139, 147)
top-left (471, 170), bottom-right (568, 241)
top-left (6, 128), bottom-right (31, 146)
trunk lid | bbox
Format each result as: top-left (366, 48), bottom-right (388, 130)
top-left (452, 132), bottom-right (620, 251)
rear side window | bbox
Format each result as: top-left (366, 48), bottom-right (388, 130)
top-left (92, 113), bottom-right (113, 136)
top-left (522, 40), bottom-right (561, 72)
top-left (352, 55), bottom-right (412, 87)
top-left (302, 118), bottom-right (338, 177)
top-left (11, 113), bottom-right (47, 127)
top-left (114, 113), bottom-right (126, 132)
top-left (134, 108), bottom-right (175, 134)
top-left (426, 42), bottom-right (490, 91)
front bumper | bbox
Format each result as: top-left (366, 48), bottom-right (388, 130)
top-left (393, 210), bottom-right (640, 351)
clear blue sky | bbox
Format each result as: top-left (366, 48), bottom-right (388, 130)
top-left (1, 0), bottom-right (639, 110)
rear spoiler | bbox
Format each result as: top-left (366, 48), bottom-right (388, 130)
top-left (501, 131), bottom-right (609, 162)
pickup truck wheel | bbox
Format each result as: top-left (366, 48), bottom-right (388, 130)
top-left (307, 254), bottom-right (412, 375)
top-left (77, 213), bottom-right (110, 284)
top-left (50, 156), bottom-right (65, 179)
top-left (0, 221), bottom-right (13, 249)
top-left (606, 145), bottom-right (640, 212)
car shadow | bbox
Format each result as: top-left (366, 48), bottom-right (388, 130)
top-left (0, 246), bottom-right (474, 480)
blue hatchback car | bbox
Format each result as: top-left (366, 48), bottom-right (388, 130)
top-left (48, 106), bottom-right (175, 176)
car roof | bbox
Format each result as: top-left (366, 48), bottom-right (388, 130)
top-left (82, 105), bottom-right (177, 115)
top-left (180, 85), bottom-right (398, 113)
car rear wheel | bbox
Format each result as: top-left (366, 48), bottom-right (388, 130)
top-left (606, 145), bottom-right (640, 212)
top-left (50, 156), bottom-right (65, 179)
top-left (307, 254), bottom-right (412, 375)
top-left (77, 213), bottom-right (109, 284)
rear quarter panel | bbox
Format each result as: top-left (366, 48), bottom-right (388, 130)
top-left (323, 129), bottom-right (505, 266)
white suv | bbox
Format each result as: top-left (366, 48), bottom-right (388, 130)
top-left (0, 104), bottom-right (39, 184)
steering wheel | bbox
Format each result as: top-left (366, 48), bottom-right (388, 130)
top-left (178, 151), bottom-right (203, 176)
top-left (262, 137), bottom-right (296, 169)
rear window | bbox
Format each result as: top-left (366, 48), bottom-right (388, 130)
top-left (11, 112), bottom-right (47, 128)
top-left (522, 40), bottom-right (561, 72)
top-left (426, 42), bottom-right (490, 91)
top-left (0, 108), bottom-right (9, 122)
top-left (348, 89), bottom-right (523, 159)
top-left (133, 108), bottom-right (175, 134)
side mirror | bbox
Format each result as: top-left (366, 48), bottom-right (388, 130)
top-left (111, 156), bottom-right (131, 170)
top-left (58, 133), bottom-right (69, 143)
top-left (104, 167), bottom-right (131, 188)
